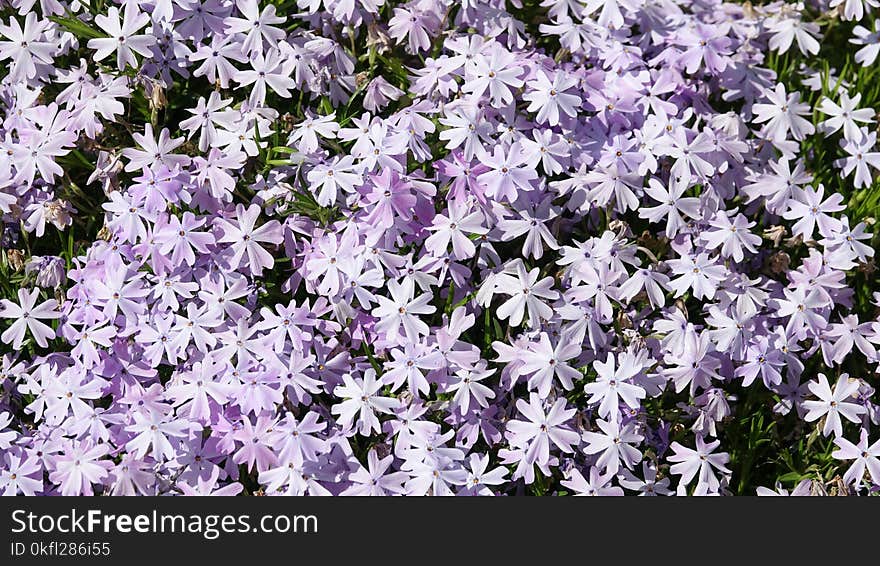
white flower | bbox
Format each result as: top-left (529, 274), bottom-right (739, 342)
top-left (830, 0), bottom-right (879, 21)
top-left (462, 48), bottom-right (524, 108)
top-left (87, 4), bottom-right (156, 71)
top-left (851, 21), bottom-right (880, 66)
top-left (425, 198), bottom-right (487, 260)
top-left (817, 91), bottom-right (875, 141)
top-left (832, 429), bottom-right (880, 487)
top-left (331, 370), bottom-right (399, 435)
top-left (447, 367), bottom-right (496, 415)
top-left (0, 288), bottom-right (61, 350)
top-left (371, 278), bottom-right (436, 343)
top-left (585, 352), bottom-right (647, 422)
top-left (493, 261), bottom-right (560, 328)
top-left (700, 211), bottom-right (762, 263)
top-left (803, 373), bottom-right (866, 437)
top-left (767, 15), bottom-right (821, 56)
top-left (667, 435), bottom-right (731, 495)
top-left (179, 92), bottom-right (239, 151)
top-left (582, 419), bottom-right (643, 475)
top-left (0, 12), bottom-right (56, 81)
top-left (523, 70), bottom-right (581, 126)
top-left (288, 112), bottom-right (339, 154)
top-left (306, 155), bottom-right (363, 206)
top-left (753, 84), bottom-right (815, 144)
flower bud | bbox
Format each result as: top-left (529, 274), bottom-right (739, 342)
top-left (26, 255), bottom-right (66, 289)
top-left (6, 249), bottom-right (25, 272)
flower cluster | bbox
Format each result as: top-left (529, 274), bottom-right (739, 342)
top-left (1, 0), bottom-right (880, 496)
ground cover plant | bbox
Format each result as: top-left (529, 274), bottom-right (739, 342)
top-left (1, 0), bottom-right (880, 496)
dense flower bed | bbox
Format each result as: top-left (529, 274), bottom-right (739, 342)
top-left (1, 0), bottom-right (880, 496)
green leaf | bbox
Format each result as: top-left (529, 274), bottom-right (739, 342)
top-left (777, 471), bottom-right (807, 484)
top-left (49, 14), bottom-right (106, 40)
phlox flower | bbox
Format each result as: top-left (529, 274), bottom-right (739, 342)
top-left (87, 3), bottom-right (156, 71)
top-left (803, 373), bottom-right (866, 438)
top-left (493, 261), bottom-right (559, 328)
top-left (463, 48), bottom-right (525, 107)
top-left (0, 288), bottom-right (60, 349)
top-left (585, 352), bottom-right (647, 422)
top-left (0, 12), bottom-right (56, 80)
top-left (505, 394), bottom-right (580, 482)
top-left (332, 369), bottom-right (400, 436)
top-left (372, 277), bottom-right (436, 343)
top-left (215, 203), bottom-right (284, 276)
top-left (477, 143), bottom-right (537, 202)
top-left (752, 84), bottom-right (815, 143)
top-left (851, 21), bottom-right (880, 66)
top-left (832, 428), bottom-right (880, 487)
top-left (582, 419), bottom-right (643, 475)
top-left (523, 70), bottom-right (581, 126)
top-left (424, 198), bottom-right (487, 260)
top-left (817, 92), bottom-right (874, 141)
top-left (48, 441), bottom-right (112, 496)
top-left (667, 435), bottom-right (731, 495)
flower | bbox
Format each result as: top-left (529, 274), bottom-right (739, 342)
top-left (505, 393), bottom-right (580, 481)
top-left (24, 255), bottom-right (66, 289)
top-left (518, 332), bottom-right (581, 398)
top-left (179, 91), bottom-right (239, 151)
top-left (585, 352), bottom-right (647, 422)
top-left (830, 0), bottom-right (879, 21)
top-left (289, 113), bottom-right (339, 154)
top-left (618, 462), bottom-right (673, 496)
top-left (560, 467), bottom-right (623, 496)
top-left (640, 176), bottom-right (701, 238)
top-left (667, 435), bottom-right (731, 495)
top-left (493, 261), bottom-right (559, 328)
top-left (463, 48), bottom-right (524, 107)
top-left (424, 198), bottom-right (487, 260)
top-left (371, 277), bottom-right (436, 343)
top-left (363, 77), bottom-right (404, 113)
top-left (48, 441), bottom-right (112, 496)
top-left (342, 449), bottom-right (408, 495)
top-left (125, 412), bottom-right (191, 461)
top-left (461, 453), bottom-right (508, 496)
top-left (582, 419), bottom-right (643, 474)
top-left (834, 129), bottom-right (880, 189)
top-left (0, 288), bottom-right (60, 349)
top-left (832, 428), bottom-right (880, 487)
top-left (700, 211), bottom-right (762, 263)
top-left (215, 203), bottom-right (284, 276)
top-left (803, 373), bottom-right (866, 437)
top-left (447, 367), bottom-right (496, 415)
top-left (87, 3), bottom-right (156, 71)
top-left (477, 143), bottom-right (537, 202)
top-left (0, 448), bottom-right (43, 496)
top-left (523, 70), bottom-right (581, 126)
top-left (752, 84), bottom-right (815, 143)
top-left (222, 0), bottom-right (285, 56)
top-left (667, 253), bottom-right (728, 301)
top-left (767, 15), bottom-right (821, 56)
top-left (332, 369), bottom-right (399, 435)
top-left (851, 20), bottom-right (880, 66)
top-left (0, 12), bottom-right (56, 80)
top-left (388, 7), bottom-right (435, 54)
top-left (122, 124), bottom-right (190, 172)
top-left (817, 91), bottom-right (874, 141)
